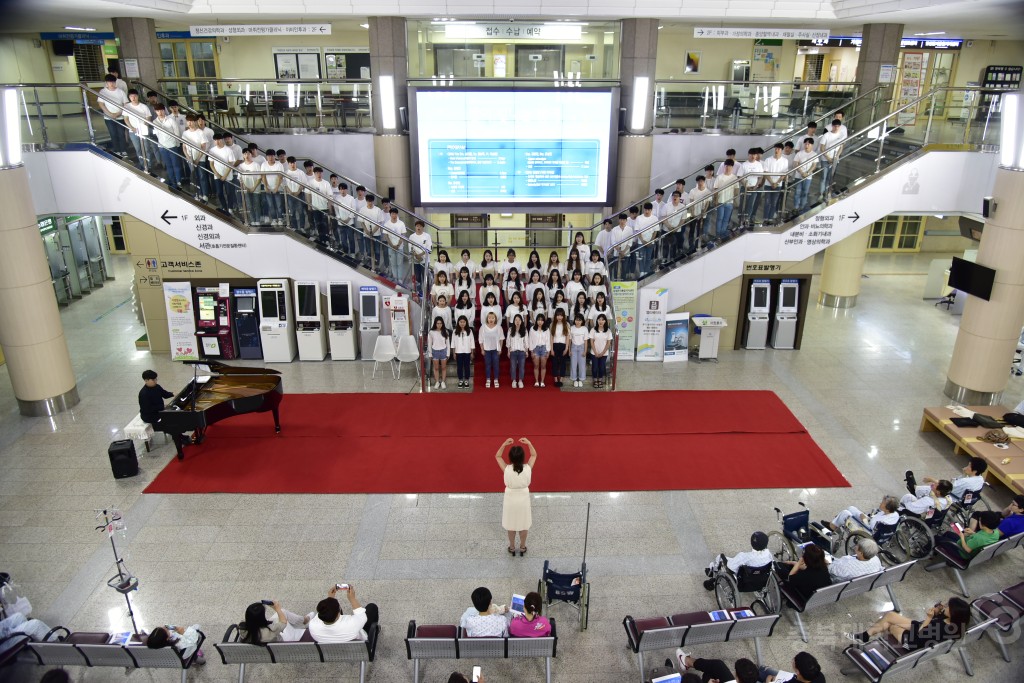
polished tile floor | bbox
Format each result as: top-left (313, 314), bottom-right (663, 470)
top-left (1, 253), bottom-right (1022, 682)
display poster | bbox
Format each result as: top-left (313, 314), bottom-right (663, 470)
top-left (325, 53), bottom-right (347, 79)
top-left (752, 42), bottom-right (779, 82)
top-left (163, 281), bottom-right (199, 361)
top-left (897, 52), bottom-right (924, 126)
top-left (664, 312), bottom-right (690, 362)
top-left (297, 52), bottom-right (321, 80)
top-left (611, 281), bottom-right (637, 360)
top-left (636, 287), bottom-right (668, 361)
top-left (384, 294), bottom-right (410, 336)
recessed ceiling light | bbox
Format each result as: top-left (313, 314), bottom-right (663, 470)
top-left (658, 26), bottom-right (664, 30)
top-left (64, 26), bottom-right (96, 31)
top-left (360, 23), bottom-right (369, 29)
top-left (913, 31), bottom-right (946, 36)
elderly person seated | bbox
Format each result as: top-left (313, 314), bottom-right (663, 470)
top-left (906, 457), bottom-right (987, 501)
top-left (237, 599), bottom-right (307, 644)
top-left (829, 538), bottom-right (882, 581)
top-left (0, 612), bottom-right (56, 655)
top-left (900, 480), bottom-right (953, 516)
top-left (307, 584), bottom-right (379, 642)
top-left (145, 623), bottom-right (205, 663)
top-left (460, 587), bottom-right (509, 637)
top-left (702, 531), bottom-right (772, 591)
top-left (825, 495), bottom-right (899, 533)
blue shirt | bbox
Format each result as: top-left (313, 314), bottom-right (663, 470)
top-left (998, 514), bottom-right (1024, 538)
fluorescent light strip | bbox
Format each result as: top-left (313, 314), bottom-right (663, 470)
top-left (4, 89), bottom-right (21, 167)
top-left (1000, 93), bottom-right (1018, 169)
top-left (631, 76), bottom-right (649, 131)
top-left (379, 75), bottom-right (396, 130)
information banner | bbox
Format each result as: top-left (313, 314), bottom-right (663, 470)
top-left (163, 281), bottom-right (199, 361)
top-left (611, 281), bottom-right (638, 360)
top-left (636, 287), bottom-right (668, 361)
top-left (694, 27), bottom-right (830, 40)
top-left (664, 312), bottom-right (690, 362)
top-left (384, 294), bottom-right (410, 336)
top-left (897, 52), bottom-right (924, 127)
top-left (190, 24), bottom-right (331, 36)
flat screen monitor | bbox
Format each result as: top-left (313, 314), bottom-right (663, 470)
top-left (198, 296), bottom-right (216, 321)
top-left (752, 287), bottom-right (768, 309)
top-left (781, 286), bottom-right (797, 309)
top-left (296, 284), bottom-right (319, 318)
top-left (360, 292), bottom-right (378, 321)
top-left (329, 283), bottom-right (351, 317)
top-left (410, 88), bottom-right (618, 206)
top-left (235, 296), bottom-right (255, 313)
top-left (948, 257), bottom-right (995, 301)
top-left (260, 291), bottom-right (279, 319)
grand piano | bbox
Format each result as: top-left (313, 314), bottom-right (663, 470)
top-left (158, 360), bottom-right (283, 460)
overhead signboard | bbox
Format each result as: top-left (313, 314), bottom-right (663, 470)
top-left (799, 37), bottom-right (963, 50)
top-left (446, 23), bottom-right (582, 41)
top-left (190, 24), bottom-right (332, 36)
top-left (693, 27), bottom-right (830, 40)
top-left (40, 32), bottom-right (115, 40)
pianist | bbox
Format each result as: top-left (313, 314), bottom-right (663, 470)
top-left (139, 370), bottom-right (189, 445)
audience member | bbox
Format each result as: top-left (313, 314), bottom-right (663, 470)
top-left (307, 584), bottom-right (379, 642)
top-left (906, 458), bottom-right (987, 501)
top-left (145, 623), bottom-right (205, 662)
top-left (0, 612), bottom-right (55, 655)
top-left (508, 591), bottom-right (552, 637)
top-left (900, 480), bottom-right (953, 516)
top-left (777, 544), bottom-right (832, 606)
top-left (935, 510), bottom-right (1001, 559)
top-left (825, 495), bottom-right (899, 533)
top-left (845, 597), bottom-right (969, 649)
top-left (703, 531), bottom-right (771, 591)
top-left (828, 538), bottom-right (881, 581)
top-left (758, 651), bottom-right (824, 683)
top-left (970, 494), bottom-right (1024, 538)
top-left (238, 599), bottom-right (307, 644)
top-left (460, 587), bottom-right (509, 637)
top-left (674, 652), bottom-right (759, 683)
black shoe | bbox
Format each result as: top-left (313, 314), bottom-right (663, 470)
top-left (702, 579), bottom-right (715, 591)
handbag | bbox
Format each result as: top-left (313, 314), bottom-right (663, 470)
top-left (982, 429), bottom-right (1009, 444)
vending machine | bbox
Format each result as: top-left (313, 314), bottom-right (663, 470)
top-left (744, 279), bottom-right (771, 350)
top-left (294, 280), bottom-right (327, 361)
top-left (771, 280), bottom-right (800, 349)
top-left (257, 278), bottom-right (296, 362)
top-left (358, 286), bottom-right (381, 359)
top-left (327, 281), bottom-right (358, 360)
top-left (194, 286), bottom-right (237, 359)
top-left (232, 287), bottom-right (263, 359)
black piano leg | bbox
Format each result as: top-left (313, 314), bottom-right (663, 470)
top-left (172, 434), bottom-right (185, 461)
top-left (272, 407), bottom-right (281, 433)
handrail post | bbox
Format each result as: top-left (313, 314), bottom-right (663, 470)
top-left (33, 87), bottom-right (48, 146)
top-left (802, 86), bottom-right (809, 121)
top-left (924, 91), bottom-right (936, 145)
top-left (875, 121), bottom-right (887, 174)
top-left (963, 90), bottom-right (979, 145)
top-left (82, 88), bottom-right (96, 144)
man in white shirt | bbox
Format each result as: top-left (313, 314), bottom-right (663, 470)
top-left (358, 194), bottom-right (386, 270)
top-left (663, 190), bottom-right (687, 261)
top-left (408, 220), bottom-right (432, 298)
top-left (98, 75), bottom-right (129, 157)
top-left (306, 584), bottom-right (378, 643)
top-left (834, 109), bottom-right (849, 140)
top-left (826, 496), bottom-right (900, 533)
top-left (716, 149), bottom-right (737, 179)
top-left (651, 188), bottom-right (669, 221)
top-left (107, 67), bottom-right (128, 94)
top-left (224, 133), bottom-right (244, 169)
top-left (739, 147), bottom-right (764, 228)
top-left (906, 457), bottom-right (988, 502)
top-left (713, 160), bottom-right (740, 243)
top-left (818, 119), bottom-right (845, 199)
top-left (828, 538), bottom-right (882, 581)
top-left (207, 133), bottom-right (239, 215)
top-left (333, 181), bottom-right (359, 254)
top-left (384, 208), bottom-right (408, 283)
top-left (123, 89), bottom-right (154, 172)
top-left (900, 480), bottom-right (953, 516)
top-left (181, 114), bottom-right (210, 202)
top-left (791, 137), bottom-right (818, 213)
top-left (804, 121), bottom-right (818, 151)
top-left (198, 116), bottom-right (216, 201)
top-left (609, 213), bottom-right (634, 280)
top-left (593, 218), bottom-right (615, 262)
top-left (237, 148), bottom-right (265, 226)
top-left (762, 143), bottom-right (789, 225)
top-left (283, 156), bottom-right (309, 234)
top-left (703, 531), bottom-right (772, 591)
top-left (151, 103), bottom-right (184, 189)
top-left (261, 149), bottom-right (284, 226)
top-left (687, 175), bottom-right (713, 252)
top-left (166, 101), bottom-right (189, 184)
top-left (633, 202), bottom-right (660, 275)
top-left (306, 166), bottom-right (334, 244)
top-left (459, 587), bottom-right (509, 638)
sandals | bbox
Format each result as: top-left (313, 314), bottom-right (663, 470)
top-left (508, 546), bottom-right (517, 555)
top-left (519, 546), bottom-right (527, 557)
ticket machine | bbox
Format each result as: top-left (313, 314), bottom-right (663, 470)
top-left (327, 281), bottom-right (358, 360)
top-left (358, 286), bottom-right (381, 359)
top-left (771, 280), bottom-right (800, 349)
top-left (744, 279), bottom-right (771, 350)
top-left (232, 287), bottom-right (263, 359)
top-left (194, 286), bottom-right (236, 359)
top-left (294, 280), bottom-right (327, 361)
top-left (257, 278), bottom-right (296, 362)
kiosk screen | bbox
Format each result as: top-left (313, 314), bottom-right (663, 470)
top-left (236, 296), bottom-right (255, 313)
top-left (361, 294), bottom-right (377, 319)
top-left (198, 296), bottom-right (216, 321)
top-left (297, 285), bottom-right (318, 318)
top-left (330, 284), bottom-right (350, 317)
top-left (782, 287), bottom-right (797, 309)
top-left (753, 287), bottom-right (768, 309)
top-left (261, 291), bottom-right (279, 318)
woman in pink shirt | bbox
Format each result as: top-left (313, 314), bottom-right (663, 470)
top-left (508, 592), bottom-right (551, 637)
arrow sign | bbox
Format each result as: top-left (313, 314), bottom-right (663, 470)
top-left (161, 210), bottom-right (178, 225)
top-left (850, 212), bottom-right (861, 223)
top-left (136, 260), bottom-right (144, 267)
top-left (319, 26), bottom-right (327, 33)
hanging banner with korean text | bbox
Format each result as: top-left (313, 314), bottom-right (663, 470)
top-left (163, 281), bottom-right (199, 361)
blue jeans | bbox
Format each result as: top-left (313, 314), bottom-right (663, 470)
top-left (484, 349), bottom-right (499, 380)
top-left (128, 131), bottom-right (149, 169)
top-left (820, 158), bottom-right (835, 196)
top-left (265, 192), bottom-right (283, 221)
top-left (241, 190), bottom-right (264, 224)
top-left (189, 160), bottom-right (211, 198)
top-left (339, 223), bottom-right (358, 253)
top-left (157, 147), bottom-right (183, 186)
top-left (763, 189), bottom-right (781, 221)
top-left (510, 350), bottom-right (526, 381)
top-left (715, 203), bottom-right (734, 238)
top-left (744, 188), bottom-right (761, 223)
top-left (286, 194), bottom-right (307, 231)
top-left (213, 177), bottom-right (236, 212)
top-left (103, 117), bottom-right (126, 155)
top-left (793, 177), bottom-right (811, 212)
top-left (570, 343), bottom-right (586, 381)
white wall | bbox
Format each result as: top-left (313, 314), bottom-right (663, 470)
top-left (649, 133), bottom-right (791, 191)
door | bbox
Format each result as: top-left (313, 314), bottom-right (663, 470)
top-left (451, 214), bottom-right (487, 249)
top-left (515, 46), bottom-right (565, 78)
top-left (434, 46), bottom-right (486, 77)
top-left (527, 214), bottom-right (561, 248)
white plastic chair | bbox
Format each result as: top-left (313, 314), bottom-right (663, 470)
top-left (395, 335), bottom-right (421, 379)
top-left (371, 335), bottom-right (398, 379)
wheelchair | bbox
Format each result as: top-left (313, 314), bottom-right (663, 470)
top-left (808, 514), bottom-right (905, 565)
top-left (538, 559), bottom-right (590, 631)
top-left (944, 485), bottom-right (991, 530)
top-left (766, 503), bottom-right (832, 563)
top-left (711, 560), bottom-right (781, 614)
top-left (892, 506), bottom-right (946, 560)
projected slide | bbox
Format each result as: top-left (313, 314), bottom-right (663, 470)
top-left (414, 90), bottom-right (614, 204)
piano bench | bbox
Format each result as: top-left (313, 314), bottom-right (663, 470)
top-left (123, 414), bottom-right (157, 452)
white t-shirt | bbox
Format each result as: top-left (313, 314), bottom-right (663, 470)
top-left (358, 205), bottom-right (385, 235)
top-left (634, 213), bottom-right (659, 243)
top-left (123, 102), bottom-right (153, 135)
top-left (569, 325), bottom-right (588, 347)
top-left (507, 331), bottom-right (528, 352)
top-left (453, 306), bottom-right (475, 328)
top-left (208, 145), bottom-right (238, 180)
top-left (262, 160), bottom-right (285, 192)
top-left (432, 306), bottom-right (452, 331)
top-left (307, 607), bottom-right (368, 642)
top-left (98, 87), bottom-right (128, 118)
top-left (505, 304), bottom-right (525, 326)
top-left (307, 178), bottom-right (333, 210)
top-left (819, 130), bottom-right (845, 161)
top-left (593, 229), bottom-right (615, 259)
top-left (428, 329), bottom-right (450, 351)
top-left (182, 128), bottom-right (207, 163)
top-left (384, 218), bottom-right (407, 248)
top-left (610, 225), bottom-right (633, 254)
top-left (478, 324), bottom-right (504, 351)
top-left (152, 116), bottom-right (180, 149)
top-left (567, 242), bottom-right (591, 263)
top-left (587, 305), bottom-right (611, 326)
top-left (740, 160), bottom-right (763, 189)
top-left (528, 327), bottom-right (549, 350)
top-left (793, 149), bottom-right (818, 177)
top-left (763, 155), bottom-right (789, 186)
top-left (688, 186), bottom-right (713, 215)
top-left (408, 231), bottom-right (432, 263)
top-left (480, 304), bottom-right (503, 327)
top-left (238, 160), bottom-right (263, 191)
top-left (285, 167), bottom-right (306, 194)
top-left (452, 331), bottom-right (475, 354)
top-left (589, 328), bottom-right (612, 355)
top-left (715, 174), bottom-right (740, 203)
top-left (952, 475), bottom-right (985, 500)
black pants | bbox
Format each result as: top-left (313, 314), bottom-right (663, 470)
top-left (363, 603), bottom-right (380, 633)
top-left (693, 658), bottom-right (733, 683)
top-left (905, 470), bottom-right (917, 495)
top-left (456, 353), bottom-right (471, 380)
top-left (552, 343), bottom-right (567, 377)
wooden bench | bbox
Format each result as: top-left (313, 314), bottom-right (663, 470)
top-left (920, 405), bottom-right (1024, 495)
top-left (780, 560), bottom-right (916, 642)
top-left (404, 619), bottom-right (558, 683)
top-left (621, 610), bottom-right (779, 683)
top-left (924, 532), bottom-right (1023, 597)
top-left (970, 579), bottom-right (1024, 664)
top-left (26, 627), bottom-right (205, 683)
top-left (215, 623), bottom-right (380, 683)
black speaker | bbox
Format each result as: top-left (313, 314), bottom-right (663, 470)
top-left (108, 440), bottom-right (139, 479)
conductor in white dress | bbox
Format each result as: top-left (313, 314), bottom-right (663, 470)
top-left (496, 437), bottom-right (538, 557)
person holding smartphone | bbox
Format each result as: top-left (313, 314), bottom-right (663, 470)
top-left (306, 583), bottom-right (379, 642)
top-left (844, 597), bottom-right (970, 649)
top-left (238, 599), bottom-right (307, 644)
top-left (447, 671), bottom-right (485, 683)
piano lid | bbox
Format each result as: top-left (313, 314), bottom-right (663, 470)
top-left (181, 359), bottom-right (282, 376)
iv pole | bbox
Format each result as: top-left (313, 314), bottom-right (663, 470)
top-left (95, 508), bottom-right (141, 635)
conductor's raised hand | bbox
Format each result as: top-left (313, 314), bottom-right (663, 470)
top-left (518, 437), bottom-right (532, 445)
top-left (502, 437), bottom-right (515, 447)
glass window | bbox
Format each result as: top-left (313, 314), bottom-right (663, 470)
top-left (191, 42), bottom-right (215, 60)
top-left (160, 44), bottom-right (174, 60)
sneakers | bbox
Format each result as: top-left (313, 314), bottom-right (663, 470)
top-left (540, 382), bottom-right (545, 387)
top-left (434, 381), bottom-right (441, 390)
top-left (494, 380), bottom-right (500, 388)
top-left (440, 381), bottom-right (447, 389)
top-left (675, 648), bottom-right (692, 670)
top-left (485, 379), bottom-right (491, 388)
top-left (843, 631), bottom-right (868, 643)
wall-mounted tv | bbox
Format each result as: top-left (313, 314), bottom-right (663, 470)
top-left (948, 257), bottom-right (996, 301)
top-left (410, 88), bottom-right (619, 208)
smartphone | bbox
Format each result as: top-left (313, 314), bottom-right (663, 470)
top-left (472, 666), bottom-right (482, 682)
top-left (261, 599), bottom-right (274, 606)
top-left (336, 583), bottom-right (350, 591)
top-left (950, 523), bottom-right (963, 534)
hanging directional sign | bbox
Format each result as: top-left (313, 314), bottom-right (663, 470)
top-left (694, 27), bottom-right (830, 41)
top-left (189, 24), bottom-right (332, 37)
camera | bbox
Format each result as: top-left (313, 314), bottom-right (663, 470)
top-left (336, 583), bottom-right (350, 591)
top-left (261, 599), bottom-right (274, 606)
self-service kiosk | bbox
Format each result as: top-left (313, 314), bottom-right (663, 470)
top-left (358, 286), bottom-right (381, 359)
top-left (327, 281), bottom-right (358, 360)
top-left (232, 287), bottom-right (263, 359)
top-left (744, 280), bottom-right (771, 350)
top-left (257, 278), bottom-right (297, 362)
top-left (194, 286), bottom-right (236, 359)
top-left (771, 280), bottom-right (800, 349)
top-left (294, 280), bottom-right (327, 361)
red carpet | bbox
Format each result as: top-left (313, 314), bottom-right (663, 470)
top-left (143, 390), bottom-right (849, 494)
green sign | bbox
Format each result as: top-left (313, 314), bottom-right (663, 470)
top-left (754, 39), bottom-right (783, 46)
top-left (38, 217), bottom-right (57, 233)
top-left (103, 44), bottom-right (119, 56)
